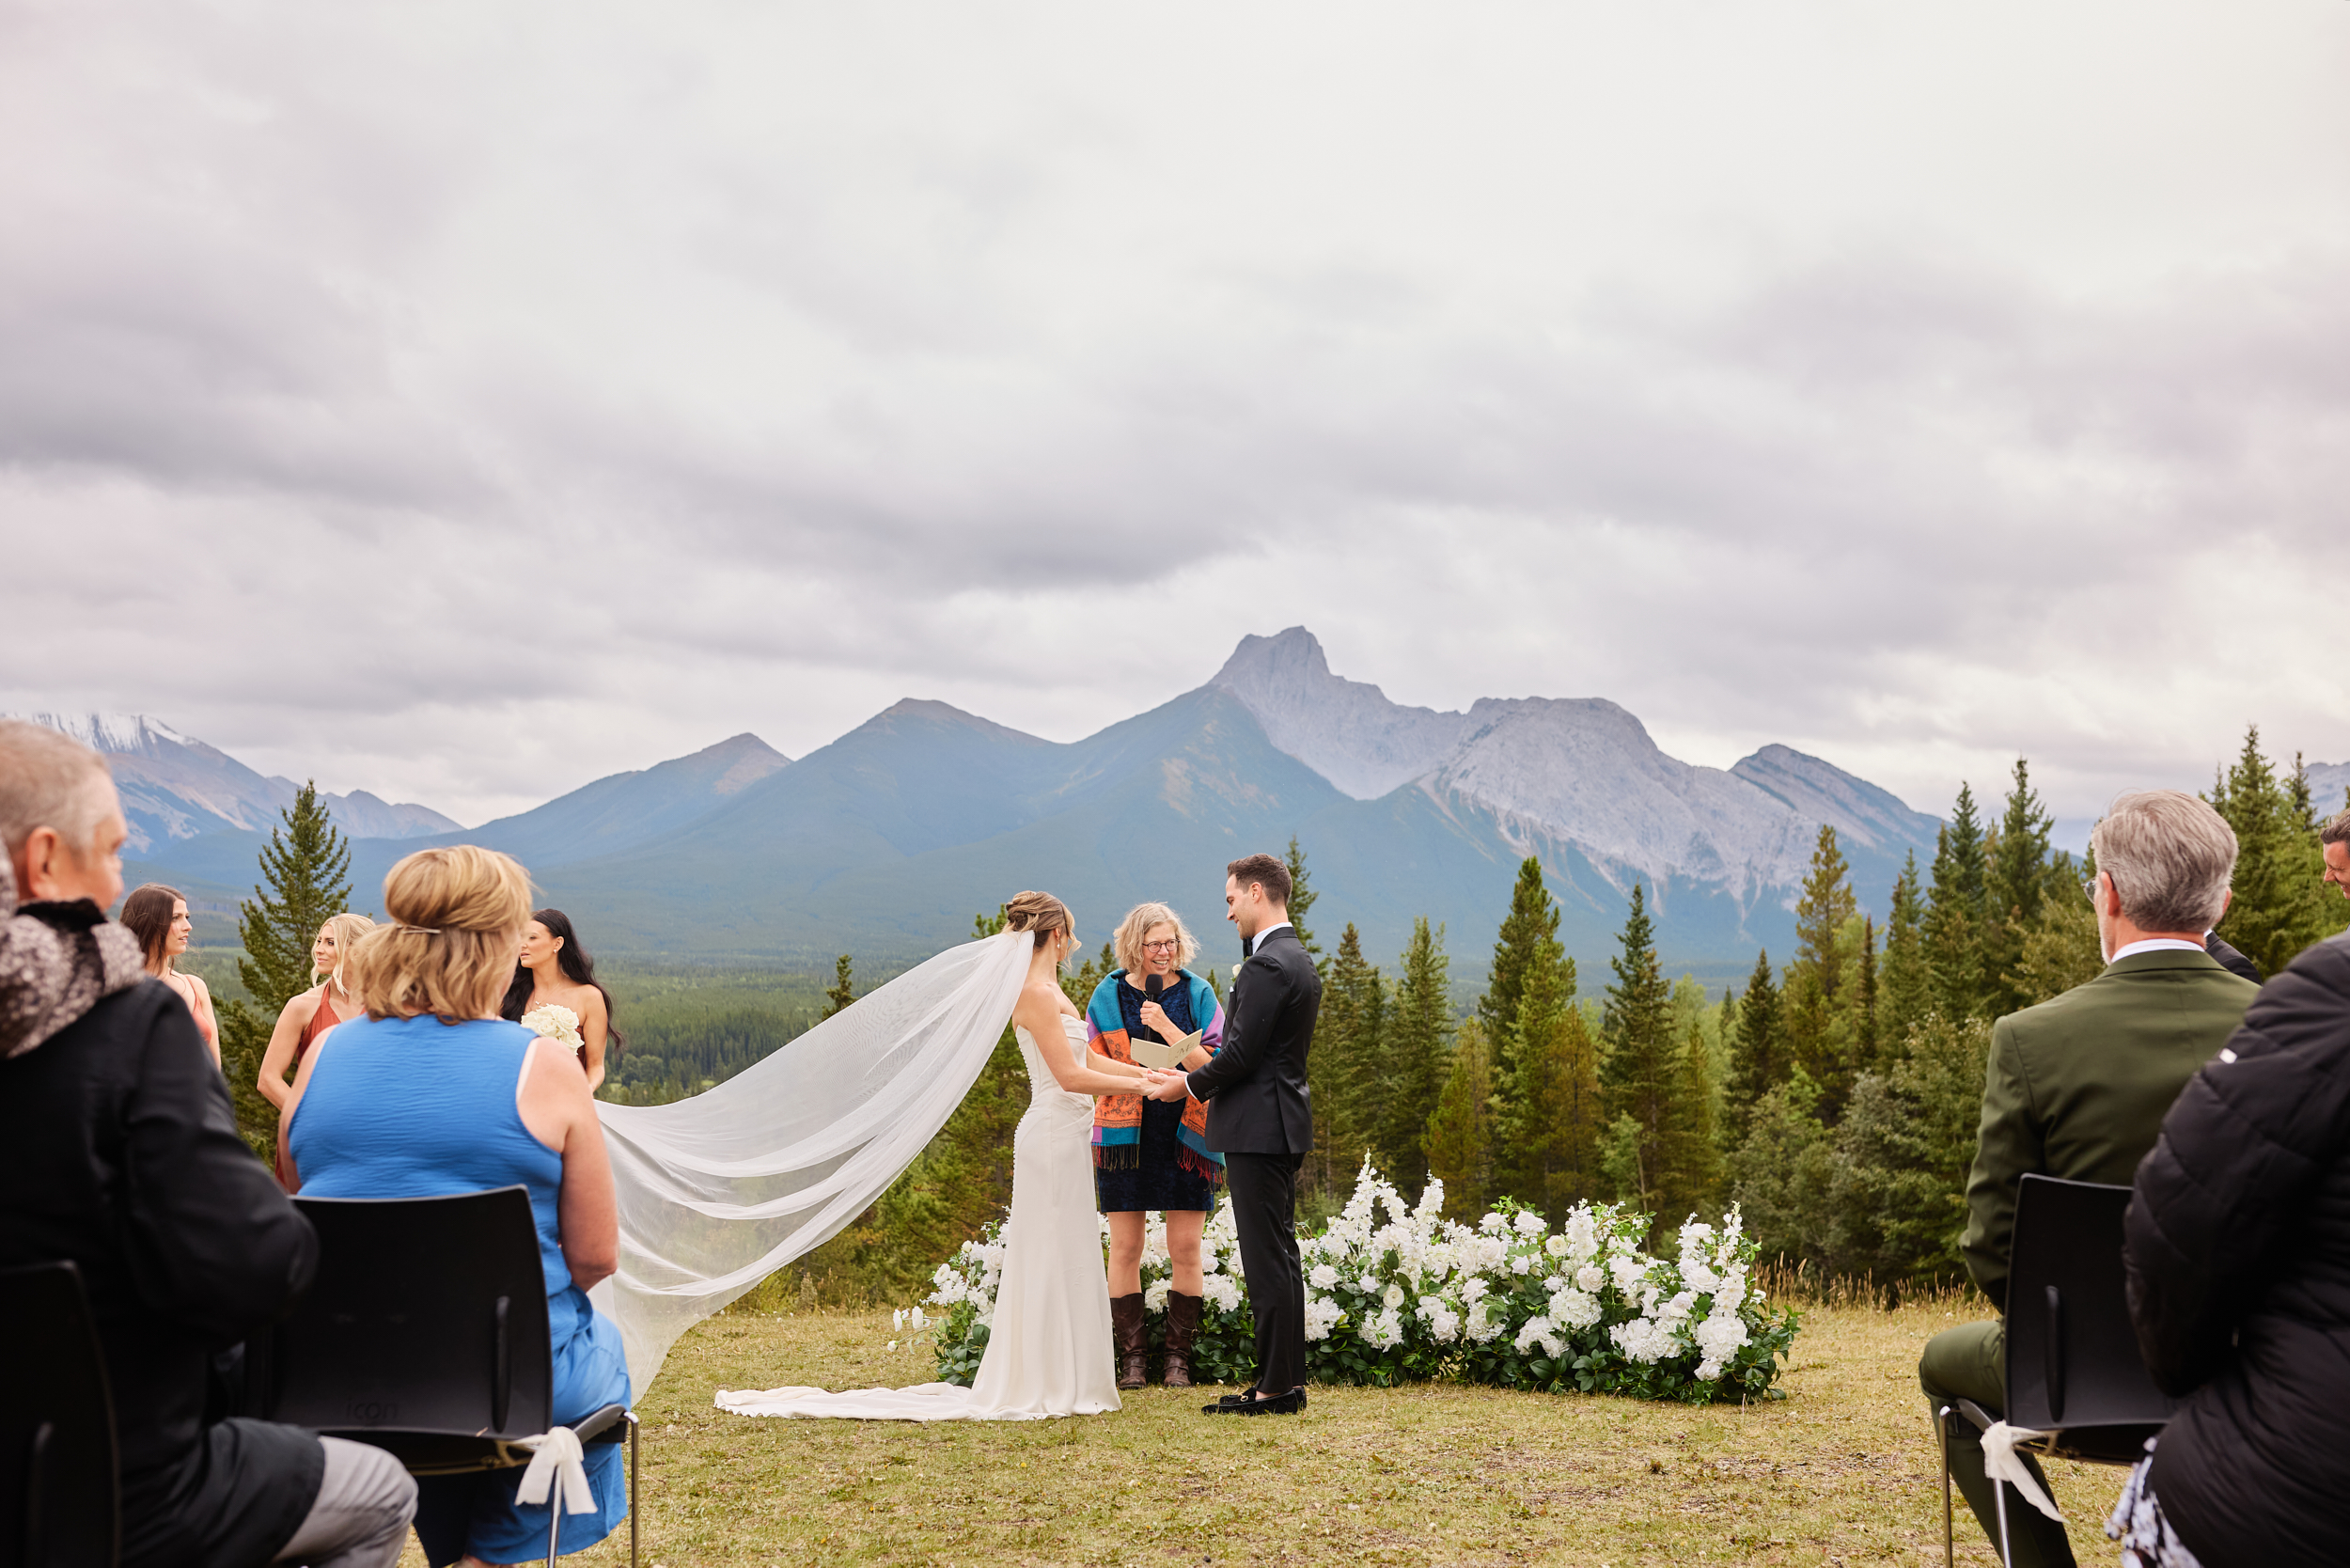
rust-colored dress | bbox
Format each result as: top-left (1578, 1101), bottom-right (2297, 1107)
top-left (274, 987), bottom-right (352, 1192)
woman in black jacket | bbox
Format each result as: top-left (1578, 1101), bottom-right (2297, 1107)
top-left (2119, 930), bottom-right (2350, 1566)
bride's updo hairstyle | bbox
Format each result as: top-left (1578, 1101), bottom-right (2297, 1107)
top-left (1002, 890), bottom-right (1073, 956)
top-left (347, 845), bottom-right (535, 1024)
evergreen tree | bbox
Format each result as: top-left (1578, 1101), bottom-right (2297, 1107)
top-left (1923, 784), bottom-right (1991, 1019)
top-left (1793, 825), bottom-right (1857, 996)
top-left (1422, 1018), bottom-right (1496, 1219)
top-left (1722, 948), bottom-right (1784, 1143)
top-left (236, 782), bottom-right (353, 1013)
top-left (1876, 853), bottom-right (1931, 1049)
top-left (1780, 826), bottom-right (1862, 1109)
top-left (2210, 728), bottom-right (2350, 975)
top-left (1490, 938), bottom-right (1603, 1215)
top-left (1856, 917), bottom-right (1879, 1071)
top-left (1982, 758), bottom-right (2054, 1016)
top-left (1600, 884), bottom-right (1681, 1236)
top-left (1307, 923), bottom-right (1384, 1200)
top-left (1284, 836), bottom-right (1323, 968)
top-left (1376, 917), bottom-right (1452, 1195)
top-left (821, 955), bottom-right (856, 1019)
top-left (1478, 857), bottom-right (1567, 1043)
top-left (217, 783), bottom-right (354, 1160)
top-left (1657, 1021), bottom-right (1723, 1224)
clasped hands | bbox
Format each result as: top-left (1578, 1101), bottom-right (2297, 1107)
top-left (1136, 1067), bottom-right (1191, 1103)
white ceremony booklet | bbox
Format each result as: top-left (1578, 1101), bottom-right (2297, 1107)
top-left (1128, 1029), bottom-right (1201, 1071)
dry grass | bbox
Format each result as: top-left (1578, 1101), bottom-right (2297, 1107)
top-left (401, 1298), bottom-right (2125, 1567)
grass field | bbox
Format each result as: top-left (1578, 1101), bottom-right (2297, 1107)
top-left (398, 1297), bottom-right (2124, 1567)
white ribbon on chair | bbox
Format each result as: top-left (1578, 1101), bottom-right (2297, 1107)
top-left (513, 1426), bottom-right (600, 1516)
top-left (1979, 1421), bottom-right (2064, 1522)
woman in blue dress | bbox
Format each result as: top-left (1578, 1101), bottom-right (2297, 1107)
top-left (284, 845), bottom-right (630, 1568)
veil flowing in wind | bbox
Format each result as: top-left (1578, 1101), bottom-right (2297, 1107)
top-left (587, 932), bottom-right (1033, 1391)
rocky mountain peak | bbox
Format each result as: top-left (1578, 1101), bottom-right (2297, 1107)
top-left (1212, 628), bottom-right (1468, 799)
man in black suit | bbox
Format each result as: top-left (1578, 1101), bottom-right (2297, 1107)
top-left (2204, 930), bottom-right (2263, 984)
top-left (1146, 851), bottom-right (1321, 1415)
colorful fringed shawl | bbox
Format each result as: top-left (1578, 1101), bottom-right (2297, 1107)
top-left (1088, 968), bottom-right (1226, 1182)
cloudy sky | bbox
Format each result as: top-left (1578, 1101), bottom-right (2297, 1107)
top-left (8, 0), bottom-right (2348, 827)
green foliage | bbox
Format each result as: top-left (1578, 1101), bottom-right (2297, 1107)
top-left (1923, 784), bottom-right (1990, 1020)
top-left (1600, 885), bottom-right (1717, 1239)
top-left (2210, 729), bottom-right (2350, 975)
top-left (1982, 759), bottom-right (2056, 1016)
top-left (1285, 836), bottom-right (1322, 967)
top-left (215, 999), bottom-right (277, 1161)
top-left (1781, 828), bottom-right (1863, 1112)
top-left (1490, 944), bottom-right (1603, 1219)
top-left (1876, 853), bottom-right (1930, 1044)
top-left (1421, 1018), bottom-right (1496, 1218)
top-left (1723, 949), bottom-right (1783, 1144)
top-left (1373, 917), bottom-right (1451, 1193)
top-left (1305, 924), bottom-right (1382, 1202)
top-left (236, 781), bottom-right (352, 1015)
top-left (821, 955), bottom-right (855, 1020)
top-left (1479, 857), bottom-right (1570, 1045)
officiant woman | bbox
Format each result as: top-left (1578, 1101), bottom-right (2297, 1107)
top-left (1086, 902), bottom-right (1225, 1389)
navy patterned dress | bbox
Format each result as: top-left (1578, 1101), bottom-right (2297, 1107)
top-left (1093, 978), bottom-right (1221, 1215)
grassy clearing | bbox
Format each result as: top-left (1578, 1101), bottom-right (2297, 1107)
top-left (398, 1296), bottom-right (2123, 1567)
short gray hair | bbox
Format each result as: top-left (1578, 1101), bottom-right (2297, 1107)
top-left (0, 720), bottom-right (116, 860)
top-left (2322, 808), bottom-right (2350, 849)
top-left (2091, 791), bottom-right (2237, 933)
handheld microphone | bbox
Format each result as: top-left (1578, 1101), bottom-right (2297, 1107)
top-left (1143, 973), bottom-right (1167, 1044)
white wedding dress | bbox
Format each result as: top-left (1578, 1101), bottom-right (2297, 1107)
top-left (713, 1011), bottom-right (1120, 1420)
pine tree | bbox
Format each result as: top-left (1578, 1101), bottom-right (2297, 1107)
top-left (2211, 728), bottom-right (2350, 975)
top-left (1923, 784), bottom-right (1991, 1019)
top-left (1490, 938), bottom-right (1603, 1215)
top-left (1877, 854), bottom-right (1931, 1049)
top-left (1656, 1021), bottom-right (1723, 1224)
top-left (1308, 924), bottom-right (1384, 1200)
top-left (1722, 948), bottom-right (1784, 1143)
top-left (1478, 857), bottom-right (1568, 1044)
top-left (1983, 758), bottom-right (2054, 1015)
top-left (821, 955), bottom-right (856, 1019)
top-left (1377, 917), bottom-right (1452, 1195)
top-left (1283, 836), bottom-right (1323, 968)
top-left (236, 782), bottom-right (353, 1013)
top-left (1600, 884), bottom-right (1681, 1236)
top-left (1781, 826), bottom-right (1860, 1108)
top-left (1422, 1018), bottom-right (1496, 1219)
top-left (1856, 917), bottom-right (1879, 1071)
top-left (217, 783), bottom-right (354, 1160)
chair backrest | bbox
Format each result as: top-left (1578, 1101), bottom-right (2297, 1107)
top-left (2004, 1173), bottom-right (2178, 1441)
top-left (258, 1187), bottom-right (553, 1441)
top-left (0, 1261), bottom-right (119, 1568)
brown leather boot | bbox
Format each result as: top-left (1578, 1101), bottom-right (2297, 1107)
top-left (1111, 1293), bottom-right (1149, 1389)
top-left (1163, 1291), bottom-right (1202, 1388)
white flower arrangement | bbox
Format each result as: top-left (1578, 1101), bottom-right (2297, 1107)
top-left (518, 1004), bottom-right (583, 1049)
top-left (917, 1158), bottom-right (1797, 1403)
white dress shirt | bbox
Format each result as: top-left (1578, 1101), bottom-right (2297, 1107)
top-left (2109, 937), bottom-right (2206, 962)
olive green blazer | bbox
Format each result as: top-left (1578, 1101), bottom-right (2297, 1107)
top-left (1963, 948), bottom-right (2259, 1308)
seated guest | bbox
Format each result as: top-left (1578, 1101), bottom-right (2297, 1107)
top-left (284, 845), bottom-right (629, 1568)
top-left (2117, 928), bottom-right (2350, 1567)
top-left (0, 718), bottom-right (416, 1568)
top-left (257, 911), bottom-right (377, 1189)
top-left (118, 882), bottom-right (222, 1064)
top-left (1919, 790), bottom-right (2257, 1568)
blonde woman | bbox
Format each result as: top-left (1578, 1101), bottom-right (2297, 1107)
top-left (1085, 902), bottom-right (1224, 1389)
top-left (118, 884), bottom-right (220, 1065)
top-left (281, 846), bottom-right (629, 1565)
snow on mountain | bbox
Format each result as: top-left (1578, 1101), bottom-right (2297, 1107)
top-left (9, 713), bottom-right (462, 852)
top-left (1208, 630), bottom-right (1941, 902)
top-left (2309, 760), bottom-right (2350, 819)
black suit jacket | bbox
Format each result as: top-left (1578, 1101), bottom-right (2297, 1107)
top-left (1186, 929), bottom-right (1321, 1155)
top-left (2206, 932), bottom-right (2264, 985)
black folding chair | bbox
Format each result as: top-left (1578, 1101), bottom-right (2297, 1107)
top-left (1937, 1174), bottom-right (2178, 1567)
top-left (245, 1188), bottom-right (637, 1568)
top-left (0, 1261), bottom-right (119, 1568)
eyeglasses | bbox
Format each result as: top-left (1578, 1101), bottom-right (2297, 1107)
top-left (1142, 940), bottom-right (1180, 953)
top-left (2082, 871), bottom-right (2103, 905)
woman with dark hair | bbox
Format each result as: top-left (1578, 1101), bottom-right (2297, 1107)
top-left (118, 883), bottom-right (218, 1066)
top-left (502, 908), bottom-right (619, 1091)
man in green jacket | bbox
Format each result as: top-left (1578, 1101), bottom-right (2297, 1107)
top-left (1921, 790), bottom-right (2258, 1567)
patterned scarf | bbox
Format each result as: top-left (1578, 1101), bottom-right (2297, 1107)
top-left (1087, 968), bottom-right (1227, 1181)
top-left (0, 856), bottom-right (145, 1060)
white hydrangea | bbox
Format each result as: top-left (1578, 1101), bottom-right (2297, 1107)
top-left (1363, 1307), bottom-right (1406, 1351)
top-left (1513, 1315), bottom-right (1566, 1359)
top-left (1418, 1297), bottom-right (1462, 1343)
top-left (1609, 1314), bottom-right (1678, 1364)
top-left (1563, 1209), bottom-right (1598, 1262)
top-left (1308, 1262), bottom-right (1340, 1290)
top-left (1143, 1279), bottom-right (1172, 1313)
top-left (1465, 1298), bottom-right (1509, 1344)
top-left (1203, 1274), bottom-right (1242, 1312)
top-left (1694, 1313), bottom-right (1749, 1365)
top-left (1574, 1263), bottom-right (1606, 1294)
top-left (1304, 1294), bottom-right (1343, 1342)
top-left (1461, 1276), bottom-right (1490, 1307)
top-left (1542, 1275), bottom-right (1566, 1294)
top-left (1609, 1255), bottom-right (1646, 1296)
top-left (1548, 1287), bottom-right (1602, 1329)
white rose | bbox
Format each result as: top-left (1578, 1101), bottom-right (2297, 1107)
top-left (1513, 1212), bottom-right (1546, 1237)
top-left (1574, 1263), bottom-right (1606, 1294)
top-left (1544, 1234), bottom-right (1570, 1258)
top-left (1308, 1263), bottom-right (1340, 1290)
top-left (1382, 1282), bottom-right (1405, 1309)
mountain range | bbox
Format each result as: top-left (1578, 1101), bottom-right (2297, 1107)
top-left (72, 630), bottom-right (1990, 983)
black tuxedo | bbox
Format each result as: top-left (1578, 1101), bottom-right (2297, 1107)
top-left (1185, 926), bottom-right (1321, 1393)
top-left (2205, 931), bottom-right (2264, 985)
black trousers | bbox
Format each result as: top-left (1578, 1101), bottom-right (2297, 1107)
top-left (1224, 1151), bottom-right (1306, 1393)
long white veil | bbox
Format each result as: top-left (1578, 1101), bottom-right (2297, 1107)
top-left (588, 931), bottom-right (1034, 1390)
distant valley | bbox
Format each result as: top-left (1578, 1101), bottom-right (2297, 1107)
top-left (39, 629), bottom-right (2048, 984)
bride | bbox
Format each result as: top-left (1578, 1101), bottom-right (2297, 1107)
top-left (685, 892), bottom-right (1161, 1420)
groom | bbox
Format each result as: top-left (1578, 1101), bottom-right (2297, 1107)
top-left (1145, 852), bottom-right (1321, 1415)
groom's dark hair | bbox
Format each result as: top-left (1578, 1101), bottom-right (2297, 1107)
top-left (1227, 853), bottom-right (1291, 908)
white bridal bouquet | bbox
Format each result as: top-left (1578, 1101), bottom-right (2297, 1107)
top-left (518, 1004), bottom-right (584, 1050)
top-left (916, 1158), bottom-right (1800, 1403)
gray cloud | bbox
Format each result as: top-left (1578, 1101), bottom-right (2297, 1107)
top-left (6, 0), bottom-right (2348, 824)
